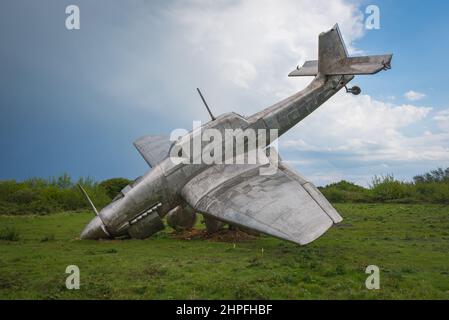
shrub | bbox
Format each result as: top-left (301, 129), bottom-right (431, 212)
top-left (0, 180), bottom-right (22, 202)
top-left (369, 175), bottom-right (415, 202)
top-left (413, 168), bottom-right (449, 184)
top-left (323, 180), bottom-right (366, 192)
top-left (320, 181), bottom-right (370, 203)
top-left (0, 174), bottom-right (115, 215)
top-left (99, 178), bottom-right (132, 199)
top-left (321, 188), bottom-right (346, 203)
top-left (321, 168), bottom-right (449, 204)
top-left (9, 188), bottom-right (38, 204)
top-left (415, 182), bottom-right (449, 204)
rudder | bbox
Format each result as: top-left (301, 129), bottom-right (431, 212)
top-left (318, 24), bottom-right (348, 74)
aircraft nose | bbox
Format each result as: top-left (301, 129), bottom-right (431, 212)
top-left (80, 215), bottom-right (110, 240)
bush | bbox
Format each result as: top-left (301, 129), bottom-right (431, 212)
top-left (369, 175), bottom-right (415, 202)
top-left (99, 178), bottom-right (132, 199)
top-left (321, 167), bottom-right (449, 204)
top-left (414, 168), bottom-right (449, 184)
top-left (415, 182), bottom-right (449, 204)
top-left (0, 174), bottom-right (116, 215)
top-left (320, 181), bottom-right (370, 203)
top-left (9, 188), bottom-right (39, 204)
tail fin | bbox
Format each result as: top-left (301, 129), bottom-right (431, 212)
top-left (289, 24), bottom-right (392, 77)
top-left (318, 24), bottom-right (348, 74)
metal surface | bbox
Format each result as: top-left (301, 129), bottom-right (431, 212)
top-left (289, 24), bottom-right (392, 77)
top-left (182, 160), bottom-right (338, 245)
top-left (133, 135), bottom-right (172, 168)
top-left (166, 204), bottom-right (197, 231)
top-left (80, 24), bottom-right (392, 245)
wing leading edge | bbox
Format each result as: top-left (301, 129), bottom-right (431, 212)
top-left (133, 135), bottom-right (172, 167)
top-left (182, 155), bottom-right (342, 245)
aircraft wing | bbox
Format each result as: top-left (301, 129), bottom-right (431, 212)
top-left (133, 135), bottom-right (172, 167)
top-left (181, 157), bottom-right (342, 245)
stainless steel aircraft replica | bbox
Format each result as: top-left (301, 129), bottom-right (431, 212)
top-left (80, 24), bottom-right (392, 245)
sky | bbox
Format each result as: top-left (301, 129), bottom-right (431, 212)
top-left (0, 0), bottom-right (448, 186)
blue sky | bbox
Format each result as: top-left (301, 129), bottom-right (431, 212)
top-left (0, 0), bottom-right (448, 186)
top-left (357, 0), bottom-right (449, 106)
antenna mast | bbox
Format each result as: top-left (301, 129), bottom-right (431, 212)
top-left (196, 88), bottom-right (216, 121)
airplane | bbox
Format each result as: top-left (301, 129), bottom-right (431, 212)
top-left (79, 24), bottom-right (392, 245)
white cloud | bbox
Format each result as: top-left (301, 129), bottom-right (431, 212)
top-left (433, 109), bottom-right (449, 132)
top-left (168, 0), bottom-right (365, 92)
top-left (281, 93), bottom-right (444, 162)
top-left (404, 90), bottom-right (426, 101)
top-left (100, 0), bottom-right (367, 118)
top-left (221, 58), bottom-right (257, 88)
top-left (278, 91), bottom-right (449, 185)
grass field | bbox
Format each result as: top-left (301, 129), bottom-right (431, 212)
top-left (0, 203), bottom-right (448, 299)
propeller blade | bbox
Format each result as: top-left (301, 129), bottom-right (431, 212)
top-left (77, 184), bottom-right (99, 216)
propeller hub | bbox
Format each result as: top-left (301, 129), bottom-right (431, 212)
top-left (80, 215), bottom-right (110, 240)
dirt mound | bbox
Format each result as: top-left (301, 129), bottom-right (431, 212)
top-left (172, 228), bottom-right (258, 242)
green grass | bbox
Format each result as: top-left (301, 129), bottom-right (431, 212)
top-left (0, 204), bottom-right (448, 299)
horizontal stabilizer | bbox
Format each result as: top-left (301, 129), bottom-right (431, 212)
top-left (325, 54), bottom-right (392, 75)
top-left (288, 60), bottom-right (318, 77)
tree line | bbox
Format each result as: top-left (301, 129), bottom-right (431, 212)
top-left (0, 167), bottom-right (448, 215)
